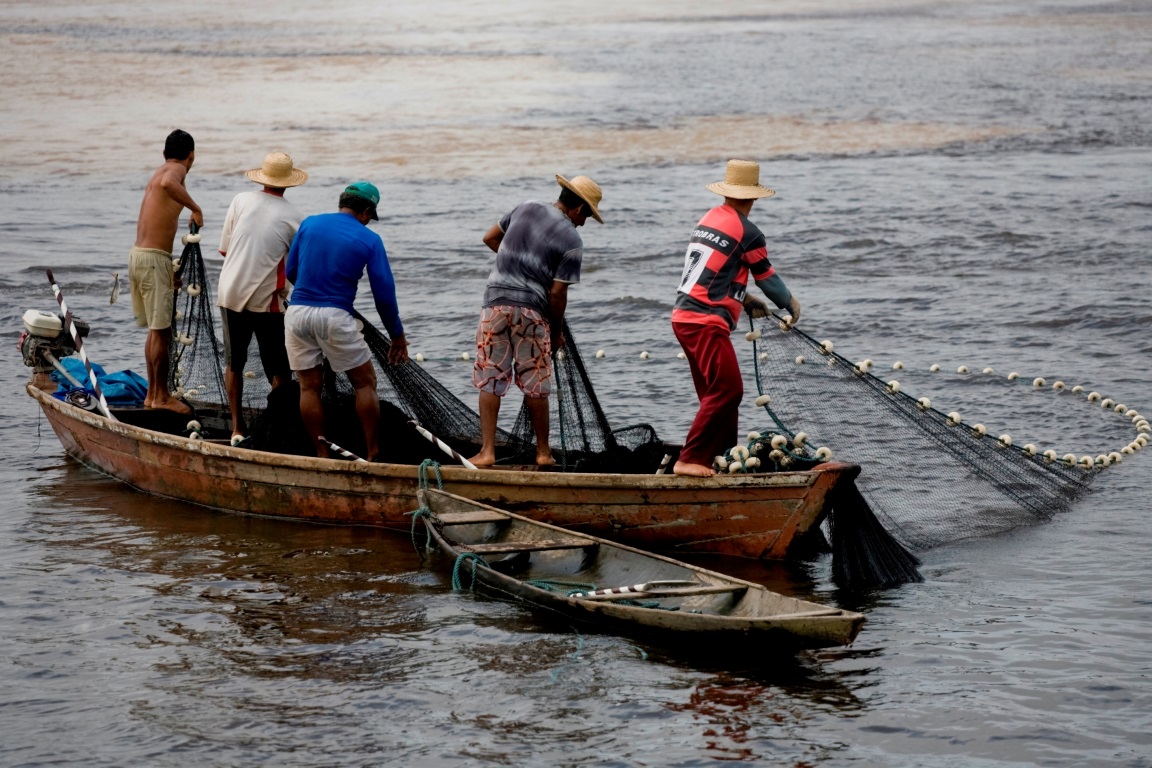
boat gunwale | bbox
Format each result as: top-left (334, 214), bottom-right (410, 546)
top-left (28, 382), bottom-right (856, 490)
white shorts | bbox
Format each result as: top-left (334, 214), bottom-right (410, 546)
top-left (284, 305), bottom-right (371, 373)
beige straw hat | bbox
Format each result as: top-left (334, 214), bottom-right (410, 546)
top-left (706, 159), bottom-right (775, 200)
top-left (556, 174), bottom-right (604, 223)
top-left (245, 152), bottom-right (309, 188)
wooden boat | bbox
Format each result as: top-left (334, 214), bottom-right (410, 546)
top-left (418, 488), bottom-right (865, 649)
top-left (26, 379), bottom-right (856, 560)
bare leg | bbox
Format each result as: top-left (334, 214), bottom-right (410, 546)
top-left (346, 360), bottom-right (380, 462)
top-left (225, 367), bottom-right (244, 438)
top-left (673, 460), bottom-right (716, 478)
top-left (297, 365), bottom-right (329, 458)
top-left (145, 327), bottom-right (190, 413)
top-left (469, 390), bottom-right (502, 467)
top-left (524, 394), bottom-right (554, 466)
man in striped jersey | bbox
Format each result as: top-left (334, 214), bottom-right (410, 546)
top-left (672, 160), bottom-right (801, 477)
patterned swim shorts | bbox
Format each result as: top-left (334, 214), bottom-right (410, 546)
top-left (472, 305), bottom-right (552, 398)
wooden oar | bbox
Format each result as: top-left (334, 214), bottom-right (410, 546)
top-left (45, 269), bottom-right (116, 421)
top-left (409, 420), bottom-right (478, 470)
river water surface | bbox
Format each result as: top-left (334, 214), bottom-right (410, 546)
top-left (2, 1), bottom-right (1151, 765)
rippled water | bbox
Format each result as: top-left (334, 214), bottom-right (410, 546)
top-left (2, 1), bottom-right (1151, 765)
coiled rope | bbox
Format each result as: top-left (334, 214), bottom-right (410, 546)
top-left (451, 553), bottom-right (488, 591)
top-left (405, 459), bottom-right (444, 553)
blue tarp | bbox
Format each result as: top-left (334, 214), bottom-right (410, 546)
top-left (51, 357), bottom-right (148, 407)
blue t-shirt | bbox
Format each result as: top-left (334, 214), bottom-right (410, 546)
top-left (482, 201), bottom-right (583, 315)
top-left (286, 211), bottom-right (404, 338)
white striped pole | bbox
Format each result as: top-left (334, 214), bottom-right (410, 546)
top-left (409, 420), bottom-right (478, 470)
top-left (570, 580), bottom-right (698, 598)
top-left (318, 436), bottom-right (368, 463)
top-left (45, 270), bottom-right (116, 421)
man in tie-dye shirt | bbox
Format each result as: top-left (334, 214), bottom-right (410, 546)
top-left (470, 174), bottom-right (604, 467)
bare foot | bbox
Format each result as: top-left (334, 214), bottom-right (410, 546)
top-left (150, 397), bottom-right (192, 415)
top-left (673, 460), bottom-right (716, 478)
top-left (468, 452), bottom-right (496, 468)
top-left (536, 452), bottom-right (556, 467)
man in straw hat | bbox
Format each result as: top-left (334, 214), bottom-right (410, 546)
top-left (284, 181), bottom-right (409, 461)
top-left (671, 159), bottom-right (801, 477)
top-left (129, 128), bottom-right (202, 415)
top-left (469, 173), bottom-right (604, 467)
top-left (216, 152), bottom-right (309, 445)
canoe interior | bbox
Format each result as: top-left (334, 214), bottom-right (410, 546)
top-left (422, 490), bottom-right (865, 650)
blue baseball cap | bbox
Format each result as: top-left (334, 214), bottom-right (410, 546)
top-left (344, 181), bottom-right (380, 220)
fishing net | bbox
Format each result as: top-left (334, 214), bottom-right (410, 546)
top-left (166, 244), bottom-right (665, 471)
top-left (505, 322), bottom-right (668, 472)
top-left (745, 313), bottom-right (1107, 552)
top-left (169, 229), bottom-right (227, 419)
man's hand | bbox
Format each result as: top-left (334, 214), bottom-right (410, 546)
top-left (388, 334), bottom-right (409, 365)
top-left (189, 209), bottom-right (204, 228)
top-left (551, 330), bottom-right (566, 354)
top-left (783, 295), bottom-right (801, 328)
top-left (743, 295), bottom-right (771, 319)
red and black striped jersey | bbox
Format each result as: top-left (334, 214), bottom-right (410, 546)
top-left (672, 204), bottom-right (775, 330)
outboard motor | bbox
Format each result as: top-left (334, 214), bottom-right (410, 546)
top-left (19, 309), bottom-right (89, 377)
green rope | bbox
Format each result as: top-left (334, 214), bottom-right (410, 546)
top-left (451, 552), bottom-right (488, 591)
top-left (405, 505), bottom-right (432, 554)
top-left (616, 599), bottom-right (680, 611)
top-left (418, 459), bottom-right (443, 490)
top-left (522, 579), bottom-right (596, 593)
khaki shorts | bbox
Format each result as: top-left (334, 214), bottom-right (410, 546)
top-left (284, 304), bottom-right (371, 373)
top-left (128, 246), bottom-right (175, 330)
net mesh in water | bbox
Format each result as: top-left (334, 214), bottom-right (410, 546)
top-left (746, 314), bottom-right (1102, 551)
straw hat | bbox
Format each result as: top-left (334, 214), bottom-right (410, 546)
top-left (556, 174), bottom-right (604, 223)
top-left (706, 160), bottom-right (775, 200)
top-left (245, 152), bottom-right (309, 188)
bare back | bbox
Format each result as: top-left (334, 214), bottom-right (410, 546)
top-left (135, 160), bottom-right (196, 251)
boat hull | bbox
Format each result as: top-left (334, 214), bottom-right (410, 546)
top-left (421, 489), bottom-right (865, 650)
top-left (28, 382), bottom-right (851, 559)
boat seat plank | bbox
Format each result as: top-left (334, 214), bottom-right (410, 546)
top-left (436, 510), bottom-right (509, 526)
top-left (462, 539), bottom-right (596, 555)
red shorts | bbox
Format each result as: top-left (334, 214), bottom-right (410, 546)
top-left (473, 305), bottom-right (552, 398)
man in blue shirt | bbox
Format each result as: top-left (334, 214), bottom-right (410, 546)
top-left (285, 181), bottom-right (408, 461)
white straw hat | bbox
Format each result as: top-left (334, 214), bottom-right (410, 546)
top-left (245, 152), bottom-right (309, 188)
top-left (706, 160), bottom-right (775, 200)
top-left (556, 174), bottom-right (604, 223)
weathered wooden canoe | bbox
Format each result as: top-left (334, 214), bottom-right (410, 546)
top-left (27, 380), bottom-right (854, 559)
top-left (419, 488), bottom-right (865, 649)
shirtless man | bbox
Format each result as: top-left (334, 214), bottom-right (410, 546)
top-left (129, 129), bottom-right (203, 413)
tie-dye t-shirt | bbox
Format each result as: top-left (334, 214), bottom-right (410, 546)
top-left (482, 201), bottom-right (583, 315)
